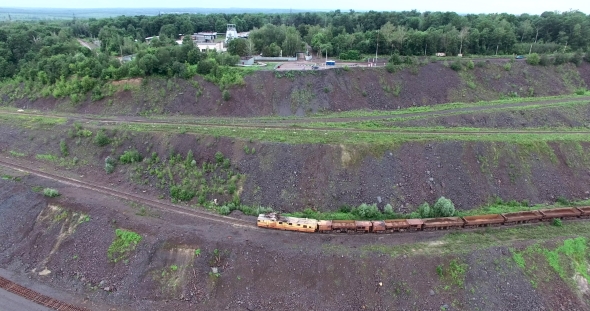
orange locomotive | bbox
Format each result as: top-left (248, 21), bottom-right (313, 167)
top-left (257, 207), bottom-right (586, 233)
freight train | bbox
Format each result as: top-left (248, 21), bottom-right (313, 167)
top-left (257, 207), bottom-right (590, 233)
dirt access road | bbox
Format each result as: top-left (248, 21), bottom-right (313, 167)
top-left (5, 96), bottom-right (590, 133)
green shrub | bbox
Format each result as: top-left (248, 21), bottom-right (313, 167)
top-left (450, 60), bottom-right (463, 71)
top-left (418, 202), bottom-right (431, 218)
top-left (43, 188), bottom-right (60, 197)
top-left (197, 58), bottom-right (217, 75)
top-left (170, 185), bottom-right (195, 202)
top-left (107, 229), bottom-right (142, 263)
top-left (552, 218), bottom-right (563, 227)
top-left (215, 151), bottom-right (224, 163)
top-left (388, 54), bottom-right (403, 65)
top-left (432, 197), bottom-right (455, 217)
top-left (466, 60), bottom-right (475, 69)
top-left (556, 196), bottom-right (571, 205)
top-left (352, 203), bottom-right (381, 219)
top-left (222, 89), bottom-right (231, 101)
top-left (105, 156), bottom-right (116, 174)
top-left (385, 62), bottom-right (399, 73)
top-left (576, 88), bottom-right (587, 95)
top-left (120, 149), bottom-right (142, 164)
top-left (94, 130), bottom-right (110, 146)
top-left (340, 50), bottom-right (361, 60)
top-left (526, 53), bottom-right (540, 65)
top-left (218, 205), bottom-right (231, 215)
top-left (553, 53), bottom-right (569, 65)
top-left (503, 63), bottom-right (512, 71)
top-left (383, 203), bottom-right (394, 215)
top-left (475, 60), bottom-right (488, 68)
top-left (60, 139), bottom-right (69, 157)
top-left (570, 52), bottom-right (583, 66)
top-left (539, 54), bottom-right (552, 66)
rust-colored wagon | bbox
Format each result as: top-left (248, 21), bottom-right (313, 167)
top-left (501, 211), bottom-right (542, 225)
top-left (539, 208), bottom-right (581, 221)
top-left (371, 220), bottom-right (386, 233)
top-left (406, 219), bottom-right (425, 231)
top-left (422, 217), bottom-right (465, 231)
top-left (355, 221), bottom-right (372, 233)
top-left (318, 220), bottom-right (333, 233)
top-left (331, 220), bottom-right (358, 233)
top-left (576, 207), bottom-right (590, 219)
top-left (462, 214), bottom-right (505, 228)
top-left (386, 219), bottom-right (412, 232)
top-left (257, 213), bottom-right (318, 233)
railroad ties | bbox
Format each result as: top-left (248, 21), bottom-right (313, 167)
top-left (0, 276), bottom-right (89, 311)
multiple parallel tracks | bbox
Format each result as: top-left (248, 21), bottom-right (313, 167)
top-left (0, 276), bottom-right (88, 311)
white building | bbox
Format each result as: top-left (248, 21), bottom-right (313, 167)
top-left (225, 24), bottom-right (250, 43)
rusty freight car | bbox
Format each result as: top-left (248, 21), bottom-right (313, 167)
top-left (576, 207), bottom-right (590, 219)
top-left (330, 220), bottom-right (372, 233)
top-left (422, 217), bottom-right (465, 230)
top-left (462, 214), bottom-right (505, 228)
top-left (371, 219), bottom-right (412, 233)
top-left (539, 208), bottom-right (581, 221)
top-left (501, 211), bottom-right (542, 225)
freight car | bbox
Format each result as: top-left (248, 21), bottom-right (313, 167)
top-left (257, 206), bottom-right (590, 234)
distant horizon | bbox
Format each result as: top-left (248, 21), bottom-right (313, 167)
top-left (2, 3), bottom-right (589, 15)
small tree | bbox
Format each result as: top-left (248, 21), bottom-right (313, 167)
top-left (383, 203), bottom-right (394, 215)
top-left (222, 89), bottom-right (231, 101)
top-left (418, 202), bottom-right (431, 218)
top-left (526, 53), bottom-right (540, 65)
top-left (59, 139), bottom-right (69, 157)
top-left (120, 149), bottom-right (142, 164)
top-left (450, 60), bottom-right (463, 71)
top-left (94, 130), bottom-right (110, 146)
top-left (353, 203), bottom-right (381, 219)
top-left (104, 156), bottom-right (116, 174)
top-left (433, 197), bottom-right (455, 217)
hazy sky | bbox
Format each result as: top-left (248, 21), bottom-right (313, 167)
top-left (7, 0), bottom-right (590, 15)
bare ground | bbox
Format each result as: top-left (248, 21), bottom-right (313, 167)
top-left (0, 174), bottom-right (588, 311)
top-left (5, 62), bottom-right (590, 118)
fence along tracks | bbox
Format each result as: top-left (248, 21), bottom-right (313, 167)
top-left (0, 159), bottom-right (255, 229)
top-left (0, 275), bottom-right (88, 311)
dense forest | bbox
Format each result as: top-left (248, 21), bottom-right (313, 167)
top-left (0, 10), bottom-right (589, 101)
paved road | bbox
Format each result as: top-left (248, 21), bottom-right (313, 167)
top-left (0, 288), bottom-right (52, 311)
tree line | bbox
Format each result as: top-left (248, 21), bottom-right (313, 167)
top-left (0, 9), bottom-right (589, 94)
top-left (79, 9), bottom-right (590, 57)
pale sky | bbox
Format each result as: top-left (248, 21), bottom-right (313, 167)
top-left (5, 0), bottom-right (590, 15)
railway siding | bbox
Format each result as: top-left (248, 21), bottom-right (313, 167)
top-left (0, 276), bottom-right (88, 311)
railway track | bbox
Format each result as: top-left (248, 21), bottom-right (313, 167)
top-left (0, 159), bottom-right (255, 230)
top-left (4, 95), bottom-right (590, 135)
top-left (0, 275), bottom-right (88, 311)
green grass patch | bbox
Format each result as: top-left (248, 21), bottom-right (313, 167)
top-left (511, 237), bottom-right (590, 287)
top-left (305, 94), bottom-right (590, 119)
top-left (42, 188), bottom-right (60, 197)
top-left (9, 150), bottom-right (26, 157)
top-left (107, 229), bottom-right (142, 263)
top-left (36, 154), bottom-right (58, 161)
